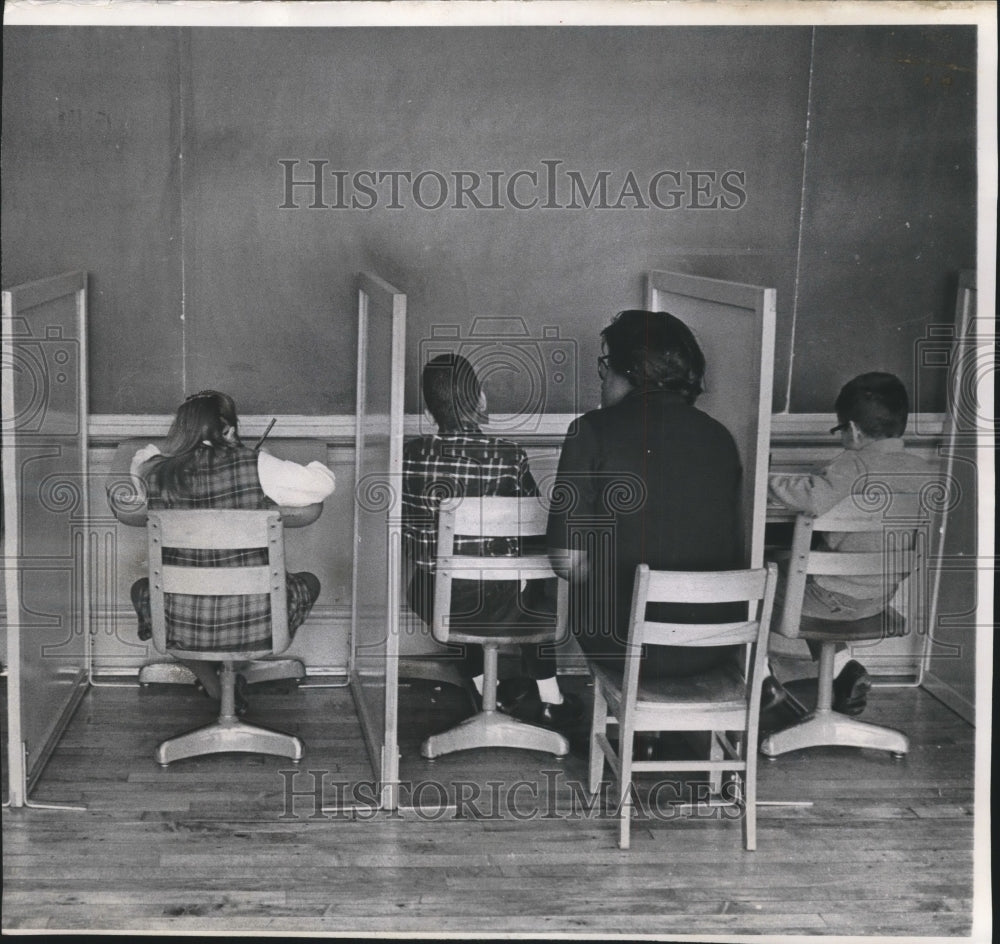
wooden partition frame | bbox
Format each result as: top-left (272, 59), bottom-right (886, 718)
top-left (918, 270), bottom-right (980, 716)
top-left (351, 273), bottom-right (406, 809)
top-left (646, 270), bottom-right (776, 569)
top-left (2, 271), bottom-right (90, 808)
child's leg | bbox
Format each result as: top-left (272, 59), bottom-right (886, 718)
top-left (766, 575), bottom-right (817, 682)
top-left (130, 577), bottom-right (152, 640)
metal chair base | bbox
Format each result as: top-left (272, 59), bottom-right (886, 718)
top-left (156, 717), bottom-right (304, 766)
top-left (760, 708), bottom-right (909, 758)
top-left (421, 710), bottom-right (569, 759)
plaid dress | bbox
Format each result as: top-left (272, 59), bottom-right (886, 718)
top-left (135, 445), bottom-right (316, 652)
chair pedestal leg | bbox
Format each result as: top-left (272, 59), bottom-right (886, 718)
top-left (156, 718), bottom-right (304, 766)
top-left (421, 711), bottom-right (569, 759)
top-left (422, 641), bottom-right (568, 758)
top-left (761, 639), bottom-right (908, 758)
top-left (760, 708), bottom-right (909, 758)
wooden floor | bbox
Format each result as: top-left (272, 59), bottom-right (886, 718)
top-left (2, 673), bottom-right (977, 936)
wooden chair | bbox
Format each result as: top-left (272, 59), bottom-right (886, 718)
top-left (420, 497), bottom-right (570, 759)
top-left (759, 501), bottom-right (925, 761)
top-left (105, 461), bottom-right (315, 690)
top-left (147, 509), bottom-right (304, 766)
top-left (588, 564), bottom-right (777, 850)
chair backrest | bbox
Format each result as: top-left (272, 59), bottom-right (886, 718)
top-left (147, 509), bottom-right (289, 658)
top-left (431, 496), bottom-right (567, 644)
top-left (621, 563), bottom-right (778, 723)
top-left (776, 493), bottom-right (927, 640)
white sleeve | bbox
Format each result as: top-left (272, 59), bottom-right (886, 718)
top-left (257, 451), bottom-right (336, 506)
top-left (129, 443), bottom-right (162, 498)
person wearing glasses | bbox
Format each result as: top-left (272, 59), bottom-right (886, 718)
top-left (766, 372), bottom-right (935, 715)
top-left (546, 310), bottom-right (744, 685)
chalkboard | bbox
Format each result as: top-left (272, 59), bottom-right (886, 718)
top-left (789, 28), bottom-right (978, 413)
top-left (1, 26), bottom-right (976, 414)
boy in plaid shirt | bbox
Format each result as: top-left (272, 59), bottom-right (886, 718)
top-left (403, 354), bottom-right (579, 730)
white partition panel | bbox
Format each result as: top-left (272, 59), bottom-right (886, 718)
top-left (920, 271), bottom-right (981, 719)
top-left (646, 271), bottom-right (776, 569)
top-left (2, 271), bottom-right (90, 806)
top-left (351, 273), bottom-right (406, 809)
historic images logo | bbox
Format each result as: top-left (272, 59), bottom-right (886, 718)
top-left (279, 159), bottom-right (747, 211)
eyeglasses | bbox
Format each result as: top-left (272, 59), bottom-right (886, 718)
top-left (830, 422), bottom-right (849, 434)
top-left (597, 355), bottom-right (610, 380)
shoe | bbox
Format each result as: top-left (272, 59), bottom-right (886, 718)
top-left (497, 676), bottom-right (535, 714)
top-left (469, 676), bottom-right (535, 714)
top-left (833, 660), bottom-right (871, 716)
top-left (535, 693), bottom-right (583, 733)
top-left (760, 676), bottom-right (789, 713)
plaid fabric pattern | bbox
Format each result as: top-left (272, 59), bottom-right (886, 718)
top-left (401, 427), bottom-right (539, 572)
top-left (142, 445), bottom-right (316, 651)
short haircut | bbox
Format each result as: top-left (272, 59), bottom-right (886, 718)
top-left (601, 309), bottom-right (706, 403)
top-left (835, 372), bottom-right (909, 438)
top-left (421, 353), bottom-right (484, 430)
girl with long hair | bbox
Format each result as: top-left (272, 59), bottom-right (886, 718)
top-left (129, 390), bottom-right (335, 710)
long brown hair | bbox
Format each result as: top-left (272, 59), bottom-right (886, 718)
top-left (141, 390), bottom-right (241, 502)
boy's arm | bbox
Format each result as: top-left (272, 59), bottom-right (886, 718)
top-left (768, 450), bottom-right (866, 516)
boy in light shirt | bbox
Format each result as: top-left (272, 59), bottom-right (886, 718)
top-left (767, 372), bottom-right (935, 715)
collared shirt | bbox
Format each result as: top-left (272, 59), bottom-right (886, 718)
top-left (768, 437), bottom-right (937, 602)
top-left (401, 425), bottom-right (538, 572)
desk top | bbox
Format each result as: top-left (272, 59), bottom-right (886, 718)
top-left (765, 501), bottom-right (798, 523)
top-left (106, 438), bottom-right (326, 528)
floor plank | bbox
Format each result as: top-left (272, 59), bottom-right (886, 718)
top-left (2, 674), bottom-right (978, 937)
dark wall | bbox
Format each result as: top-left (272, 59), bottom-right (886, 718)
top-left (2, 26), bottom-right (976, 415)
top-left (793, 26), bottom-right (977, 411)
top-left (2, 28), bottom-right (184, 410)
